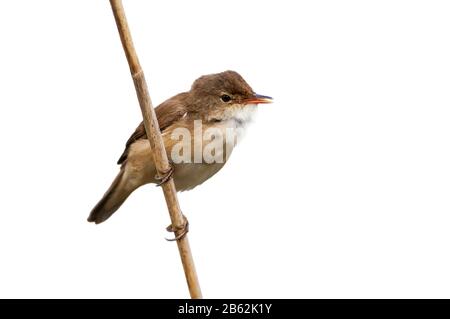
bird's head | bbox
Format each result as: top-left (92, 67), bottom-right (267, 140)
top-left (188, 70), bottom-right (272, 122)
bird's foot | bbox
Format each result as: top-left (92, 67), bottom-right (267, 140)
top-left (165, 214), bottom-right (189, 241)
top-left (155, 165), bottom-right (174, 186)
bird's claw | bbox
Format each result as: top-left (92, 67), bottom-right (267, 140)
top-left (165, 214), bottom-right (189, 241)
top-left (155, 165), bottom-right (174, 186)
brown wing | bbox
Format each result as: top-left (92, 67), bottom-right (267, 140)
top-left (117, 92), bottom-right (188, 164)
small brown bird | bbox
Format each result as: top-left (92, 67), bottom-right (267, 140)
top-left (88, 70), bottom-right (272, 225)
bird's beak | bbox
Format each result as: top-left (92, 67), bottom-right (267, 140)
top-left (244, 94), bottom-right (273, 104)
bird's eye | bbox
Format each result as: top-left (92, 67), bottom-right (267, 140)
top-left (221, 94), bottom-right (232, 103)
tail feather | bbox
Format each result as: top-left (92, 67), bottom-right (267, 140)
top-left (87, 169), bottom-right (134, 224)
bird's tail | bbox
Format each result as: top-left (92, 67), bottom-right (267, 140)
top-left (87, 169), bottom-right (135, 224)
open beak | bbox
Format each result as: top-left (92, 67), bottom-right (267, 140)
top-left (244, 94), bottom-right (273, 104)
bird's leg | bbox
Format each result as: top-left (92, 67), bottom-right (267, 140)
top-left (155, 164), bottom-right (174, 186)
top-left (165, 214), bottom-right (189, 241)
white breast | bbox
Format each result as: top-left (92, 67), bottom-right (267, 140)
top-left (174, 104), bottom-right (258, 191)
top-left (222, 103), bottom-right (258, 142)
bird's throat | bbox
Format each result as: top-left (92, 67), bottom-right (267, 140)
top-left (208, 103), bottom-right (257, 125)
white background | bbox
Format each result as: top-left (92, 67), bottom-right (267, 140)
top-left (0, 0), bottom-right (449, 298)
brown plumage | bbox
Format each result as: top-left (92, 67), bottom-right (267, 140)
top-left (88, 70), bottom-right (272, 224)
top-left (117, 92), bottom-right (189, 165)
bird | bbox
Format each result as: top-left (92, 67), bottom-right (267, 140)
top-left (87, 70), bottom-right (272, 232)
